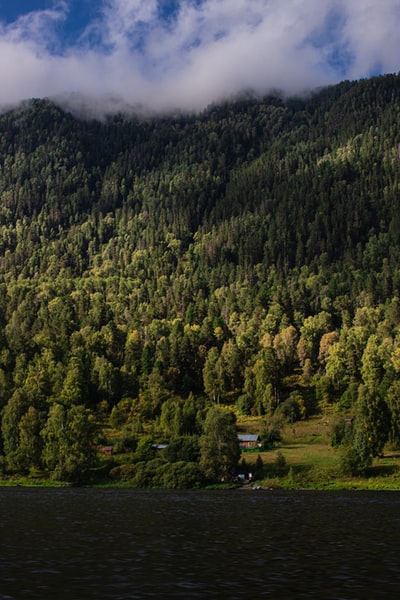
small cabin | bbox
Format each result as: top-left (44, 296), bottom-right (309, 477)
top-left (98, 445), bottom-right (113, 456)
top-left (237, 434), bottom-right (261, 450)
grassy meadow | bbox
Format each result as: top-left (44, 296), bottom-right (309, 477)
top-left (238, 412), bottom-right (400, 491)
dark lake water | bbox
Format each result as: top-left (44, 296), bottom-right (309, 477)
top-left (1, 487), bottom-right (400, 599)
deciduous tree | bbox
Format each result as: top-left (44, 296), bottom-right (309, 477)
top-left (199, 406), bottom-right (240, 481)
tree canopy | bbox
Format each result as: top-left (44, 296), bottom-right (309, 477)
top-left (2, 74), bottom-right (400, 481)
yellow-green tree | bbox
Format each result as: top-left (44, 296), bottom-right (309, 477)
top-left (199, 406), bottom-right (240, 481)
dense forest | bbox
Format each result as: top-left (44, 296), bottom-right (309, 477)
top-left (1, 73), bottom-right (400, 485)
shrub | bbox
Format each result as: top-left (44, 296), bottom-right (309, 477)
top-left (253, 454), bottom-right (264, 479)
top-left (338, 445), bottom-right (372, 476)
top-left (159, 461), bottom-right (204, 489)
top-left (131, 458), bottom-right (166, 487)
top-left (260, 425), bottom-right (282, 449)
top-left (109, 463), bottom-right (137, 481)
top-left (276, 397), bottom-right (302, 423)
top-left (274, 451), bottom-right (287, 476)
top-left (113, 434), bottom-right (137, 454)
top-left (235, 394), bottom-right (254, 415)
top-left (163, 435), bottom-right (200, 463)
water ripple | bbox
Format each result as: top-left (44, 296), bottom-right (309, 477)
top-left (1, 489), bottom-right (400, 599)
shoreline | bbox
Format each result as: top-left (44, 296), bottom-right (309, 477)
top-left (1, 476), bottom-right (400, 491)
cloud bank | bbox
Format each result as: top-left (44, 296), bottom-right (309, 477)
top-left (1, 0), bottom-right (400, 116)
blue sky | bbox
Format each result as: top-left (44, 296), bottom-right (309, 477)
top-left (0, 1), bottom-right (400, 115)
top-left (0, 1), bottom-right (180, 49)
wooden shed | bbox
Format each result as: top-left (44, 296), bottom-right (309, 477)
top-left (237, 434), bottom-right (261, 449)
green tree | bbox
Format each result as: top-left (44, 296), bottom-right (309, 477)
top-left (318, 331), bottom-right (340, 369)
top-left (41, 403), bottom-right (97, 481)
top-left (91, 355), bottom-right (118, 403)
top-left (199, 406), bottom-right (240, 481)
top-left (252, 348), bottom-right (279, 415)
top-left (385, 380), bottom-right (400, 446)
top-left (159, 461), bottom-right (203, 489)
top-left (346, 385), bottom-right (391, 474)
top-left (273, 325), bottom-right (298, 373)
top-left (135, 436), bottom-right (157, 462)
top-left (159, 398), bottom-right (183, 437)
top-left (361, 335), bottom-right (384, 388)
top-left (0, 367), bottom-right (11, 412)
top-left (219, 339), bottom-right (243, 391)
top-left (58, 353), bottom-right (89, 406)
top-left (297, 312), bottom-right (331, 366)
top-left (16, 406), bottom-right (43, 472)
top-left (1, 389), bottom-right (29, 469)
top-left (163, 435), bottom-right (200, 463)
top-left (202, 347), bottom-right (224, 403)
top-left (324, 341), bottom-right (348, 389)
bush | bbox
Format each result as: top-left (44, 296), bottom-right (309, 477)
top-left (276, 397), bottom-right (302, 423)
top-left (110, 400), bottom-right (132, 429)
top-left (134, 437), bottom-right (156, 462)
top-left (274, 451), bottom-right (288, 476)
top-left (131, 458), bottom-right (166, 487)
top-left (331, 418), bottom-right (354, 448)
top-left (253, 454), bottom-right (264, 479)
top-left (109, 463), bottom-right (137, 481)
top-left (159, 461), bottom-right (204, 489)
top-left (338, 445), bottom-right (371, 476)
top-left (260, 425), bottom-right (282, 449)
top-left (331, 420), bottom-right (346, 448)
top-left (163, 435), bottom-right (200, 463)
top-left (113, 434), bottom-right (137, 454)
top-left (235, 394), bottom-right (254, 415)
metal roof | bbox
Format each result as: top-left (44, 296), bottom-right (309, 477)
top-left (237, 434), bottom-right (260, 441)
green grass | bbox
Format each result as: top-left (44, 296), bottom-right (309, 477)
top-left (0, 477), bottom-right (72, 487)
top-left (240, 414), bottom-right (400, 491)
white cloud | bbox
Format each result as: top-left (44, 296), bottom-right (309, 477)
top-left (0, 0), bottom-right (400, 116)
top-left (342, 0), bottom-right (400, 77)
top-left (0, 1), bottom-right (68, 52)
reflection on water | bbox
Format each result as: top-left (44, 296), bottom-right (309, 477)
top-left (1, 488), bottom-right (400, 599)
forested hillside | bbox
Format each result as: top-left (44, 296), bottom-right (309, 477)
top-left (1, 74), bottom-right (400, 484)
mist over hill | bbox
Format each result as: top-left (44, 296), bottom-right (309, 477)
top-left (1, 73), bottom-right (400, 482)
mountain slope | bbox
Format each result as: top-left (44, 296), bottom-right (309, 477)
top-left (1, 74), bottom-right (400, 482)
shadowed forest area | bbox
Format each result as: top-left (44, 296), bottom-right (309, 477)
top-left (2, 74), bottom-right (400, 486)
